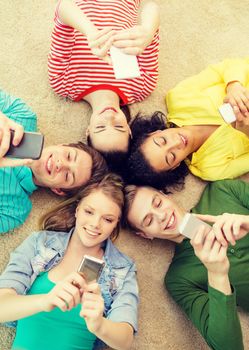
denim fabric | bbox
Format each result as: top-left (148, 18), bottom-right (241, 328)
top-left (0, 229), bottom-right (139, 338)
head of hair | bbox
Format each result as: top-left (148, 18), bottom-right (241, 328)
top-left (122, 184), bottom-right (140, 231)
top-left (126, 111), bottom-right (189, 190)
top-left (87, 105), bottom-right (131, 175)
top-left (61, 142), bottom-right (108, 196)
top-left (41, 173), bottom-right (124, 241)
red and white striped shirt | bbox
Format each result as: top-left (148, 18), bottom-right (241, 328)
top-left (48, 0), bottom-right (159, 104)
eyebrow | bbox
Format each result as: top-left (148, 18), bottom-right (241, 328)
top-left (93, 127), bottom-right (127, 134)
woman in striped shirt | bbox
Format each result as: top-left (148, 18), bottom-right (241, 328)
top-left (48, 0), bottom-right (159, 171)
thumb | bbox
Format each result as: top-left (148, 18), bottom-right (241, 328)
top-left (0, 157), bottom-right (33, 168)
top-left (194, 213), bottom-right (217, 223)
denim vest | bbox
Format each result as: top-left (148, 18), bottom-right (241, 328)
top-left (0, 229), bottom-right (139, 346)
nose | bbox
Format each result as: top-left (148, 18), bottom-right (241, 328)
top-left (104, 111), bottom-right (116, 123)
top-left (89, 215), bottom-right (101, 229)
top-left (168, 136), bottom-right (182, 151)
top-left (152, 208), bottom-right (166, 222)
top-left (55, 159), bottom-right (69, 172)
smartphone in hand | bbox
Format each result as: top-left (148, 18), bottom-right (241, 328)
top-left (78, 255), bottom-right (105, 283)
top-left (218, 103), bottom-right (236, 123)
top-left (110, 46), bottom-right (141, 80)
top-left (6, 130), bottom-right (44, 160)
top-left (179, 213), bottom-right (211, 239)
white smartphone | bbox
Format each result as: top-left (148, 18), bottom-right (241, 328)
top-left (78, 255), bottom-right (105, 283)
top-left (110, 46), bottom-right (141, 80)
top-left (218, 103), bottom-right (236, 123)
top-left (179, 213), bottom-right (211, 239)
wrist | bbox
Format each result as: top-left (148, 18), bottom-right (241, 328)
top-left (93, 317), bottom-right (106, 337)
top-left (208, 271), bottom-right (231, 295)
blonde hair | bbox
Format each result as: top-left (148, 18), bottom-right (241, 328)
top-left (40, 173), bottom-right (124, 241)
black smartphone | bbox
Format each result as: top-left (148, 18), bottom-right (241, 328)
top-left (6, 130), bottom-right (44, 160)
top-left (179, 213), bottom-right (211, 239)
top-left (78, 255), bottom-right (105, 283)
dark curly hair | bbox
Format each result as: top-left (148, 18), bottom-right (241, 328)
top-left (127, 111), bottom-right (189, 190)
top-left (87, 105), bottom-right (131, 176)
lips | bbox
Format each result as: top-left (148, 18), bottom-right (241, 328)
top-left (84, 228), bottom-right (101, 237)
top-left (164, 212), bottom-right (176, 230)
top-left (100, 107), bottom-right (117, 114)
top-left (179, 134), bottom-right (188, 147)
top-left (46, 155), bottom-right (53, 175)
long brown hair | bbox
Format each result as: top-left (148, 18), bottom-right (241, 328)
top-left (40, 173), bottom-right (124, 241)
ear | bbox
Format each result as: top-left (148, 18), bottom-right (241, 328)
top-left (135, 231), bottom-right (153, 240)
top-left (50, 188), bottom-right (66, 196)
top-left (86, 127), bottom-right (90, 137)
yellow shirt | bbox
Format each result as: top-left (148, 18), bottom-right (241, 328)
top-left (166, 58), bottom-right (249, 180)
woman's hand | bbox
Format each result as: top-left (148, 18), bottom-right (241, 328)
top-left (112, 25), bottom-right (153, 55)
top-left (0, 111), bottom-right (32, 167)
top-left (224, 82), bottom-right (249, 126)
top-left (196, 213), bottom-right (249, 246)
top-left (87, 27), bottom-right (116, 64)
top-left (80, 282), bottom-right (104, 334)
top-left (40, 272), bottom-right (86, 312)
top-left (191, 226), bottom-right (229, 276)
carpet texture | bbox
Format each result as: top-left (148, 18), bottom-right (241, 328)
top-left (1, 0), bottom-right (249, 349)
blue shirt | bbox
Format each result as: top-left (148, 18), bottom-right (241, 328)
top-left (0, 89), bottom-right (38, 233)
top-left (0, 229), bottom-right (139, 348)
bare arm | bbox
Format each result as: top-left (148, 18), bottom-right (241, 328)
top-left (0, 289), bottom-right (43, 322)
top-left (113, 1), bottom-right (159, 55)
top-left (95, 319), bottom-right (134, 350)
top-left (57, 0), bottom-right (115, 63)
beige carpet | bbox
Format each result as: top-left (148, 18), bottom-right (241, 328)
top-left (1, 0), bottom-right (249, 349)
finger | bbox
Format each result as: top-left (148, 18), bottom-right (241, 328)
top-left (211, 224), bottom-right (227, 247)
top-left (210, 239), bottom-right (222, 257)
top-left (53, 296), bottom-right (69, 312)
top-left (63, 283), bottom-right (82, 306)
top-left (0, 128), bottom-right (11, 158)
top-left (202, 230), bottom-right (216, 251)
top-left (9, 124), bottom-right (24, 146)
top-left (232, 220), bottom-right (242, 238)
top-left (190, 225), bottom-right (206, 247)
top-left (0, 158), bottom-right (33, 168)
top-left (113, 28), bottom-right (140, 41)
top-left (222, 220), bottom-right (236, 246)
top-left (84, 282), bottom-right (100, 294)
top-left (65, 272), bottom-right (86, 288)
top-left (121, 46), bottom-right (141, 55)
top-left (89, 29), bottom-right (116, 48)
top-left (194, 214), bottom-right (218, 223)
top-left (57, 290), bottom-right (75, 310)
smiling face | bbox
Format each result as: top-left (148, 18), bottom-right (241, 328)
top-left (31, 145), bottom-right (93, 192)
top-left (74, 189), bottom-right (121, 248)
top-left (141, 127), bottom-right (195, 172)
top-left (87, 107), bottom-right (131, 153)
top-left (127, 187), bottom-right (186, 241)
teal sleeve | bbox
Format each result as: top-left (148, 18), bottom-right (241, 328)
top-left (165, 273), bottom-right (243, 350)
top-left (0, 89), bottom-right (37, 132)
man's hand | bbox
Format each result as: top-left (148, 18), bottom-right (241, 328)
top-left (196, 213), bottom-right (249, 246)
top-left (112, 25), bottom-right (152, 55)
top-left (0, 111), bottom-right (32, 167)
top-left (191, 226), bottom-right (229, 276)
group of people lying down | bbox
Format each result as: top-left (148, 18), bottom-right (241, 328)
top-left (1, 1), bottom-right (249, 349)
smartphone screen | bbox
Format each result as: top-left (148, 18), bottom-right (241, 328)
top-left (78, 255), bottom-right (105, 283)
top-left (110, 46), bottom-right (141, 80)
top-left (179, 213), bottom-right (211, 239)
top-left (6, 131), bottom-right (44, 160)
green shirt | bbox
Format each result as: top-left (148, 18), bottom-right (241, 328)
top-left (165, 179), bottom-right (249, 350)
top-left (0, 89), bottom-right (38, 233)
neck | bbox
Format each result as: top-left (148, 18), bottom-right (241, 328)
top-left (84, 89), bottom-right (120, 112)
top-left (184, 125), bottom-right (218, 152)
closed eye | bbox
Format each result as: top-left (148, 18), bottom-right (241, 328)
top-left (166, 152), bottom-right (175, 167)
top-left (153, 136), bottom-right (166, 147)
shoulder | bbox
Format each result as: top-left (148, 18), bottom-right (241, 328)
top-left (104, 239), bottom-right (135, 270)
